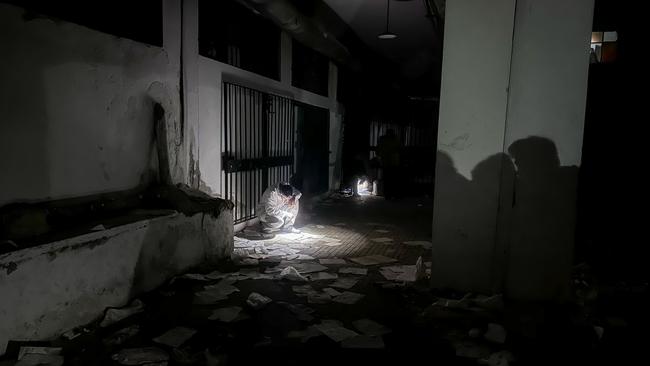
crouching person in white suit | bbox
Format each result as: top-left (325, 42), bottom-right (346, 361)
top-left (257, 182), bottom-right (302, 236)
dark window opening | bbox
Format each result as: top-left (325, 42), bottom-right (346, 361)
top-left (1, 0), bottom-right (163, 46)
top-left (292, 39), bottom-right (329, 96)
top-left (199, 0), bottom-right (280, 81)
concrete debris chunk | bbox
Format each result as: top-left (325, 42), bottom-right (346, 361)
top-left (339, 267), bottom-right (368, 275)
top-left (484, 323), bottom-right (507, 344)
top-left (153, 327), bottom-right (197, 348)
top-left (111, 347), bottom-right (169, 365)
top-left (352, 319), bottom-right (391, 336)
top-left (100, 299), bottom-right (145, 327)
top-left (208, 306), bottom-right (243, 322)
top-left (247, 292), bottom-right (272, 309)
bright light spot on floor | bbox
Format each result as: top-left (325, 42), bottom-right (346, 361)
top-left (357, 179), bottom-right (371, 196)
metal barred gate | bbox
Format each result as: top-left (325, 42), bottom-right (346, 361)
top-left (221, 82), bottom-right (295, 223)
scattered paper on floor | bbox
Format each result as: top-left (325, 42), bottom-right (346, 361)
top-left (332, 291), bottom-right (365, 304)
top-left (330, 277), bottom-right (359, 289)
top-left (322, 287), bottom-right (342, 297)
top-left (319, 258), bottom-right (347, 265)
top-left (208, 306), bottom-right (243, 322)
top-left (341, 335), bottom-right (385, 349)
top-left (339, 267), bottom-right (368, 275)
top-left (292, 285), bottom-right (316, 296)
top-left (352, 319), bottom-right (391, 336)
top-left (288, 325), bottom-right (322, 343)
top-left (315, 320), bottom-right (358, 342)
top-left (280, 266), bottom-right (309, 282)
top-left (100, 299), bottom-right (145, 327)
top-left (403, 240), bottom-right (433, 249)
top-left (308, 292), bottom-right (332, 304)
top-left (370, 237), bottom-right (394, 243)
top-left (380, 265), bottom-right (417, 282)
top-left (112, 347), bottom-right (169, 365)
top-left (18, 347), bottom-right (62, 361)
top-left (153, 326), bottom-right (196, 348)
top-left (349, 255), bottom-right (398, 266)
top-left (307, 272), bottom-right (338, 281)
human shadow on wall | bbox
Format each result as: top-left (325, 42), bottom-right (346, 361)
top-left (432, 136), bottom-right (579, 300)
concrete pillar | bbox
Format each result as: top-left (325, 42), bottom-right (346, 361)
top-left (432, 0), bottom-right (594, 301)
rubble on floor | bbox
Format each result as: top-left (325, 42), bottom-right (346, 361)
top-left (4, 195), bottom-right (631, 365)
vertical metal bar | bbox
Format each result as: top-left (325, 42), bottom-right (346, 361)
top-left (223, 83), bottom-right (228, 200)
top-left (248, 89), bottom-right (252, 219)
top-left (244, 87), bottom-right (248, 220)
top-left (229, 84), bottom-right (233, 218)
top-left (236, 86), bottom-right (243, 221)
top-left (262, 93), bottom-right (269, 190)
top-left (282, 99), bottom-right (289, 181)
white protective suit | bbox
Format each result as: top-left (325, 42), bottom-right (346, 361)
top-left (256, 183), bottom-right (302, 231)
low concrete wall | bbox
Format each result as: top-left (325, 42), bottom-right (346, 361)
top-left (0, 210), bottom-right (233, 355)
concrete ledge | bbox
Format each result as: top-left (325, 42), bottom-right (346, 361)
top-left (0, 209), bottom-right (233, 355)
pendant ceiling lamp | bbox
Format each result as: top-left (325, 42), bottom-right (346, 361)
top-left (378, 0), bottom-right (397, 39)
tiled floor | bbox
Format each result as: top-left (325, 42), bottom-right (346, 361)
top-left (245, 193), bottom-right (433, 264)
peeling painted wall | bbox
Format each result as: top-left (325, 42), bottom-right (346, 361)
top-left (0, 2), bottom-right (184, 206)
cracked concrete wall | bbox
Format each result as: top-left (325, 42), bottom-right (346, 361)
top-left (0, 211), bottom-right (232, 356)
top-left (0, 1), bottom-right (186, 206)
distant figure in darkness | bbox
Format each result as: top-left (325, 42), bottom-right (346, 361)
top-left (377, 129), bottom-right (401, 199)
top-left (257, 182), bottom-right (302, 236)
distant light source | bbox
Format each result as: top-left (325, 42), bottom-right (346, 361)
top-left (357, 179), bottom-right (371, 196)
top-left (378, 0), bottom-right (397, 40)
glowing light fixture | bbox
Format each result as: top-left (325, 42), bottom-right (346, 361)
top-left (378, 0), bottom-right (397, 40)
top-left (357, 179), bottom-right (371, 196)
